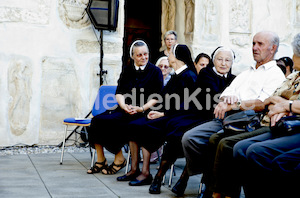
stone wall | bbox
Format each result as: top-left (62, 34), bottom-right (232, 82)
top-left (191, 0), bottom-right (300, 74)
top-left (0, 0), bottom-right (299, 146)
top-left (0, 0), bottom-right (124, 146)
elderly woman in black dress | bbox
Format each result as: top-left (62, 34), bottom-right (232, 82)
top-left (87, 40), bottom-right (163, 175)
top-left (116, 44), bottom-right (197, 186)
top-left (149, 46), bottom-right (236, 196)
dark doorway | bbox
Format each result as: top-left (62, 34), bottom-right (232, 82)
top-left (122, 0), bottom-right (161, 67)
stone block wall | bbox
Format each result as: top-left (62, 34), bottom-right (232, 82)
top-left (0, 0), bottom-right (124, 146)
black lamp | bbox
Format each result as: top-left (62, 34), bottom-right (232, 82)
top-left (86, 0), bottom-right (119, 31)
top-left (86, 0), bottom-right (119, 85)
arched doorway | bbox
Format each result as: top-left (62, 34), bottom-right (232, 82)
top-left (122, 0), bottom-right (162, 67)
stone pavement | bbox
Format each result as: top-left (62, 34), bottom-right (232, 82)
top-left (0, 148), bottom-right (203, 198)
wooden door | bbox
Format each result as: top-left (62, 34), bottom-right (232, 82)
top-left (122, 0), bottom-right (161, 67)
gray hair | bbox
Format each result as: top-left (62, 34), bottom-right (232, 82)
top-left (292, 33), bottom-right (300, 57)
top-left (264, 31), bottom-right (280, 53)
top-left (164, 30), bottom-right (177, 40)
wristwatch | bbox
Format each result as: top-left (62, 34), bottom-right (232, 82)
top-left (237, 101), bottom-right (242, 110)
top-left (289, 100), bottom-right (293, 112)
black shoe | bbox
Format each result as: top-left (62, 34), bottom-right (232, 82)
top-left (117, 171), bottom-right (141, 181)
top-left (171, 178), bottom-right (188, 196)
top-left (129, 174), bottom-right (153, 186)
top-left (149, 177), bottom-right (162, 194)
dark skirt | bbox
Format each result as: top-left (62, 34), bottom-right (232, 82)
top-left (162, 113), bottom-right (206, 161)
top-left (128, 116), bottom-right (170, 153)
top-left (88, 109), bottom-right (143, 154)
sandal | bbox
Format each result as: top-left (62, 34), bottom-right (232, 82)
top-left (87, 159), bottom-right (108, 174)
top-left (102, 159), bottom-right (127, 175)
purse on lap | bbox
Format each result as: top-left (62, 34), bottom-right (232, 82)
top-left (270, 115), bottom-right (300, 136)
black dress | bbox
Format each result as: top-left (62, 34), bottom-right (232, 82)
top-left (88, 62), bottom-right (163, 154)
top-left (128, 67), bottom-right (197, 153)
top-left (161, 66), bottom-right (236, 161)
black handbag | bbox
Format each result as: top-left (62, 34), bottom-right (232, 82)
top-left (223, 110), bottom-right (261, 132)
top-left (270, 115), bottom-right (300, 136)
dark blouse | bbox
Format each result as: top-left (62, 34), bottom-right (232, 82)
top-left (116, 62), bottom-right (163, 107)
top-left (159, 68), bottom-right (197, 116)
top-left (195, 66), bottom-right (236, 119)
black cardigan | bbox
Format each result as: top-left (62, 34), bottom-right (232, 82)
top-left (195, 66), bottom-right (236, 120)
top-left (160, 68), bottom-right (197, 115)
top-left (116, 62), bottom-right (163, 107)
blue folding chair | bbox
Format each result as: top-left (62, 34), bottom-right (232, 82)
top-left (60, 85), bottom-right (118, 166)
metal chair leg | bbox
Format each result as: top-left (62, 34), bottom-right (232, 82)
top-left (169, 164), bottom-right (174, 187)
top-left (91, 148), bottom-right (96, 168)
top-left (60, 125), bottom-right (68, 165)
top-left (125, 149), bottom-right (131, 174)
top-left (198, 182), bottom-right (204, 194)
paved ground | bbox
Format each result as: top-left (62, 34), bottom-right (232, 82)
top-left (0, 148), bottom-right (204, 198)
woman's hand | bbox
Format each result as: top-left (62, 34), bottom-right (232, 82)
top-left (131, 106), bottom-right (144, 113)
top-left (122, 104), bottom-right (138, 115)
top-left (147, 111), bottom-right (164, 120)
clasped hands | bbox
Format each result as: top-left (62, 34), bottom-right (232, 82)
top-left (123, 104), bottom-right (143, 115)
top-left (122, 103), bottom-right (164, 119)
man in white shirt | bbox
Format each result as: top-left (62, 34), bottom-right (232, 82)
top-left (181, 31), bottom-right (286, 197)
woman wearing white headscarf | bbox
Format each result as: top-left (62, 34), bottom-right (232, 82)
top-left (87, 40), bottom-right (163, 175)
top-left (116, 44), bottom-right (197, 187)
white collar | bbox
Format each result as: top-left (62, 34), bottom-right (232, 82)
top-left (175, 65), bottom-right (188, 75)
top-left (135, 64), bottom-right (146, 70)
top-left (213, 67), bottom-right (228, 78)
top-left (251, 60), bottom-right (276, 70)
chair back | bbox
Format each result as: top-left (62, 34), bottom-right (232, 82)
top-left (92, 85), bottom-right (118, 116)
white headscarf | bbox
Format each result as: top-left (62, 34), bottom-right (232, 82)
top-left (212, 47), bottom-right (235, 62)
top-left (129, 40), bottom-right (148, 59)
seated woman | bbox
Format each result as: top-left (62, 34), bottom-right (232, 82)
top-left (149, 46), bottom-right (236, 196)
top-left (156, 56), bottom-right (173, 86)
top-left (87, 40), bottom-right (163, 175)
top-left (194, 52), bottom-right (211, 74)
top-left (116, 44), bottom-right (197, 186)
top-left (150, 56), bottom-right (173, 163)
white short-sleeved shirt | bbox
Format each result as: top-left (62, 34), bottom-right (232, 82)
top-left (220, 60), bottom-right (286, 102)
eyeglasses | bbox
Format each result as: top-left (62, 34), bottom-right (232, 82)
top-left (215, 58), bottom-right (232, 64)
top-left (158, 65), bottom-right (169, 69)
top-left (165, 38), bottom-right (176, 41)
